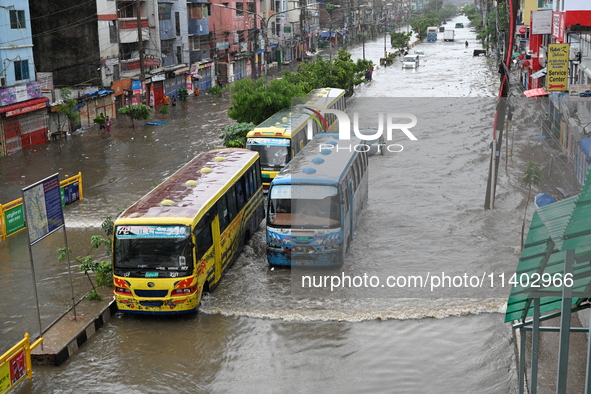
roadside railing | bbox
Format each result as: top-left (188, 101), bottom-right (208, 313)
top-left (0, 172), bottom-right (83, 241)
top-left (0, 333), bottom-right (43, 394)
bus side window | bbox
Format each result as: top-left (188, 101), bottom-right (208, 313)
top-left (227, 185), bottom-right (238, 221)
top-left (236, 177), bottom-right (246, 209)
top-left (246, 168), bottom-right (254, 198)
top-left (217, 195), bottom-right (230, 231)
top-left (194, 217), bottom-right (213, 261)
top-left (352, 161), bottom-right (359, 189)
top-left (254, 160), bottom-right (262, 188)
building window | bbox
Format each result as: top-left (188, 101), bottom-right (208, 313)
top-left (10, 10), bottom-right (26, 29)
top-left (159, 4), bottom-right (171, 20)
top-left (235, 3), bottom-right (243, 16)
top-left (247, 2), bottom-right (256, 14)
top-left (109, 21), bottom-right (118, 44)
top-left (14, 60), bottom-right (29, 81)
top-left (118, 2), bottom-right (135, 18)
top-left (175, 12), bottom-right (180, 36)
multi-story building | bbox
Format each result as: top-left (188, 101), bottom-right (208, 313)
top-left (518, 0), bottom-right (591, 184)
top-left (0, 1), bottom-right (49, 157)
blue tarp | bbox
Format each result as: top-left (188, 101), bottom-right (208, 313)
top-left (580, 137), bottom-right (590, 158)
top-left (535, 193), bottom-right (557, 208)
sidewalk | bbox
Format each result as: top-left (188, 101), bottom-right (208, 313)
top-left (31, 287), bottom-right (116, 366)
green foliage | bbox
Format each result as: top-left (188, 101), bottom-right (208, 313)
top-left (228, 77), bottom-right (307, 125)
top-left (57, 217), bottom-right (114, 301)
top-left (356, 58), bottom-right (374, 73)
top-left (390, 31), bottom-right (412, 55)
top-left (282, 50), bottom-right (365, 96)
top-left (93, 114), bottom-right (105, 125)
top-left (159, 105), bottom-right (170, 115)
top-left (221, 122), bottom-right (256, 148)
top-left (56, 88), bottom-right (80, 134)
top-left (207, 85), bottom-right (224, 96)
top-left (118, 104), bottom-right (152, 121)
top-left (178, 87), bottom-right (189, 102)
top-left (522, 162), bottom-right (542, 187)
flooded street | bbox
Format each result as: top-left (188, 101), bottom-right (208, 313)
top-left (2, 16), bottom-right (521, 392)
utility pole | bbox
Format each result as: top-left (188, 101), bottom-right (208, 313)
top-left (136, 0), bottom-right (145, 81)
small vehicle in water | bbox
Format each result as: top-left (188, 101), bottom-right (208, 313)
top-left (402, 54), bottom-right (420, 69)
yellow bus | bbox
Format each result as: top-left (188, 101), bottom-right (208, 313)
top-left (245, 87), bottom-right (346, 191)
top-left (112, 148), bottom-right (265, 314)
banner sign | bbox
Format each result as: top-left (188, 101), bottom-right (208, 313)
top-left (546, 43), bottom-right (569, 92)
top-left (22, 174), bottom-right (65, 245)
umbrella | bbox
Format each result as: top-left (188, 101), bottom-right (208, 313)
top-left (535, 193), bottom-right (557, 208)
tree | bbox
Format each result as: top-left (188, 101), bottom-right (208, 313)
top-left (220, 122), bottom-right (256, 147)
top-left (178, 87), bottom-right (189, 108)
top-left (228, 77), bottom-right (307, 125)
top-left (55, 88), bottom-right (80, 147)
top-left (521, 162), bottom-right (542, 250)
top-left (282, 50), bottom-right (365, 96)
top-left (118, 104), bottom-right (152, 129)
top-left (58, 217), bottom-right (114, 301)
top-left (390, 31), bottom-right (412, 56)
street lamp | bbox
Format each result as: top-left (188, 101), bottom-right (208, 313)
top-left (212, 3), bottom-right (305, 77)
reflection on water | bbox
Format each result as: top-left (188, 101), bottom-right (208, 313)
top-left (2, 16), bottom-right (519, 393)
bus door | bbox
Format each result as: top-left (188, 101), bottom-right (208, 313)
top-left (211, 215), bottom-right (223, 283)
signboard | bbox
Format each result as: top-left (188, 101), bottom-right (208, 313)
top-left (22, 174), bottom-right (65, 245)
top-left (531, 10), bottom-right (552, 35)
top-left (546, 43), bottom-right (569, 92)
top-left (132, 80), bottom-right (142, 95)
top-left (516, 25), bottom-right (527, 35)
top-left (0, 350), bottom-right (26, 394)
top-left (60, 181), bottom-right (80, 206)
top-left (216, 41), bottom-right (230, 50)
top-left (0, 82), bottom-right (43, 106)
top-left (36, 72), bottom-right (53, 93)
top-left (115, 225), bottom-right (190, 239)
top-left (5, 101), bottom-right (47, 118)
top-left (3, 205), bottom-right (25, 237)
top-left (568, 85), bottom-right (591, 101)
top-left (552, 11), bottom-right (565, 43)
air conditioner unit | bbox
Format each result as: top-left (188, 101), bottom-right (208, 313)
top-left (0, 76), bottom-right (5, 87)
top-left (569, 46), bottom-right (580, 61)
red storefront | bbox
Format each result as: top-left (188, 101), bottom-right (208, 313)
top-left (0, 97), bottom-right (49, 156)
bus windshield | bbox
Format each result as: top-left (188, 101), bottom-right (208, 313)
top-left (246, 138), bottom-right (291, 168)
top-left (114, 225), bottom-right (193, 272)
top-left (268, 185), bottom-right (341, 229)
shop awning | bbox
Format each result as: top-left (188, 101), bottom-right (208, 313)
top-left (524, 88), bottom-right (548, 97)
top-left (0, 97), bottom-right (49, 116)
top-left (531, 68), bottom-right (547, 79)
top-left (505, 165), bottom-right (591, 323)
top-left (174, 67), bottom-right (190, 75)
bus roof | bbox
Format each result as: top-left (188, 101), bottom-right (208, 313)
top-left (303, 87), bottom-right (346, 111)
top-left (272, 133), bottom-right (364, 186)
top-left (116, 148), bottom-right (258, 225)
top-left (246, 107), bottom-right (310, 139)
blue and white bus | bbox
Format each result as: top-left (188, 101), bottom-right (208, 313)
top-left (266, 133), bottom-right (369, 266)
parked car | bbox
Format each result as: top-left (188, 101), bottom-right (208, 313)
top-left (469, 27), bottom-right (477, 32)
top-left (414, 50), bottom-right (426, 57)
top-left (579, 90), bottom-right (591, 97)
top-left (357, 129), bottom-right (386, 156)
top-left (402, 54), bottom-right (420, 69)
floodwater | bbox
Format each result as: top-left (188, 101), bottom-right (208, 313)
top-left (1, 15), bottom-right (521, 393)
